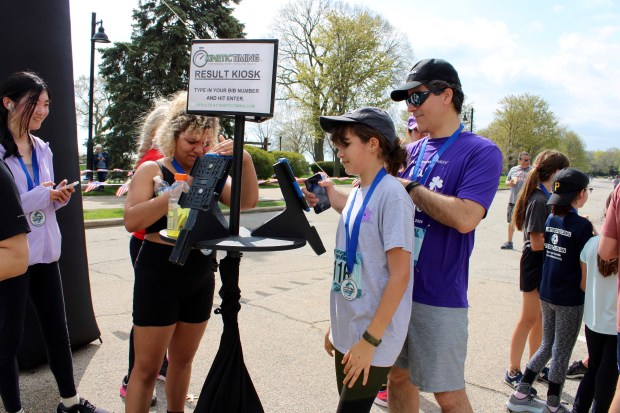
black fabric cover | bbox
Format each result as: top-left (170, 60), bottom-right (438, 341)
top-left (194, 254), bottom-right (264, 413)
top-left (0, 0), bottom-right (101, 369)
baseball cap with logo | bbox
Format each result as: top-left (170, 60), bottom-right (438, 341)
top-left (391, 58), bottom-right (462, 102)
top-left (547, 168), bottom-right (589, 206)
top-left (319, 107), bottom-right (396, 144)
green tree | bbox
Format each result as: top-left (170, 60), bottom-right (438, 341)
top-left (588, 148), bottom-right (620, 176)
top-left (485, 94), bottom-right (560, 171)
top-left (557, 126), bottom-right (588, 171)
top-left (99, 0), bottom-right (244, 169)
top-left (274, 0), bottom-right (412, 164)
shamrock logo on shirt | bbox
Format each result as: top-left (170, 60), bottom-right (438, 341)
top-left (429, 176), bottom-right (444, 191)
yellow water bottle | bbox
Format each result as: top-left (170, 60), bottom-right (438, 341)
top-left (167, 173), bottom-right (189, 238)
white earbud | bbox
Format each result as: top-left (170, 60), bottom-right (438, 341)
top-left (8, 104), bottom-right (13, 111)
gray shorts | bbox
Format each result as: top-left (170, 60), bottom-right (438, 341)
top-left (395, 302), bottom-right (468, 393)
top-left (507, 203), bottom-right (515, 223)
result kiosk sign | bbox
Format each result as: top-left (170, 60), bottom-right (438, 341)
top-left (188, 39), bottom-right (278, 121)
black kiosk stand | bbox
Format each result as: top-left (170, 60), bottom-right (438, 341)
top-left (161, 39), bottom-right (325, 413)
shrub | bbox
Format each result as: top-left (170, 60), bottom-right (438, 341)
top-left (310, 161), bottom-right (353, 177)
top-left (271, 150), bottom-right (309, 177)
top-left (245, 145), bottom-right (276, 179)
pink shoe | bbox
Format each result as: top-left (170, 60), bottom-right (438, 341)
top-left (374, 386), bottom-right (388, 407)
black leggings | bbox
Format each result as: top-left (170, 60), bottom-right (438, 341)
top-left (0, 263), bottom-right (76, 412)
top-left (334, 350), bottom-right (390, 413)
top-left (572, 325), bottom-right (618, 413)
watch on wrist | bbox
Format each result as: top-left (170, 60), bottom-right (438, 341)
top-left (362, 330), bottom-right (382, 347)
top-left (405, 180), bottom-right (421, 194)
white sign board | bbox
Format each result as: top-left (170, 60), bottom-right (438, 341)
top-left (187, 39), bottom-right (278, 121)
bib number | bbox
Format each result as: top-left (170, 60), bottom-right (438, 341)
top-left (414, 226), bottom-right (426, 267)
top-left (333, 248), bottom-right (362, 300)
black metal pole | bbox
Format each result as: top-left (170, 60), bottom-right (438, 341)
top-left (86, 12), bottom-right (96, 180)
top-left (470, 107), bottom-right (474, 131)
top-left (229, 115), bottom-right (245, 236)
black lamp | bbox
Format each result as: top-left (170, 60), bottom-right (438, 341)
top-left (86, 12), bottom-right (110, 180)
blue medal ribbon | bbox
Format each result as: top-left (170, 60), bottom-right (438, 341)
top-left (17, 145), bottom-right (40, 191)
top-left (171, 158), bottom-right (186, 174)
top-left (538, 183), bottom-right (551, 199)
top-left (408, 124), bottom-right (464, 185)
top-left (344, 168), bottom-right (387, 275)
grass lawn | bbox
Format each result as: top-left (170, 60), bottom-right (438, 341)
top-left (83, 200), bottom-right (286, 221)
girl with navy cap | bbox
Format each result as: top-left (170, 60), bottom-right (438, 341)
top-left (307, 107), bottom-right (414, 413)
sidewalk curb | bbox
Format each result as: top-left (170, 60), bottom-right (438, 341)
top-left (83, 206), bottom-right (285, 229)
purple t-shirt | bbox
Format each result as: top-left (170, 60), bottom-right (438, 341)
top-left (399, 131), bottom-right (503, 308)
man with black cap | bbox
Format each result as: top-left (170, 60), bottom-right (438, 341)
top-left (386, 58), bottom-right (503, 412)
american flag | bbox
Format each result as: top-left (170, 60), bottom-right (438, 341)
top-left (115, 183), bottom-right (129, 197)
top-left (85, 181), bottom-right (100, 193)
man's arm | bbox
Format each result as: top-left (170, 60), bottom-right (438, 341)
top-left (0, 233), bottom-right (28, 281)
top-left (408, 184), bottom-right (486, 234)
top-left (598, 235), bottom-right (618, 260)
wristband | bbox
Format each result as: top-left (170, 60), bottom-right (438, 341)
top-left (405, 180), bottom-right (421, 194)
top-left (362, 330), bottom-right (382, 347)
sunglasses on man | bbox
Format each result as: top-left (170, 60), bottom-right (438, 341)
top-left (405, 89), bottom-right (442, 107)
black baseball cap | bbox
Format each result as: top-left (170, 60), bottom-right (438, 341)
top-left (319, 107), bottom-right (396, 144)
top-left (391, 58), bottom-right (461, 102)
top-left (547, 168), bottom-right (589, 206)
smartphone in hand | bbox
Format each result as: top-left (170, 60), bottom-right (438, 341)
top-left (305, 173), bottom-right (331, 214)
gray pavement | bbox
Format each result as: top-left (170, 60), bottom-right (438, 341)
top-left (17, 179), bottom-right (615, 412)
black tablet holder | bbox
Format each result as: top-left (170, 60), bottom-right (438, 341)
top-left (168, 154), bottom-right (232, 265)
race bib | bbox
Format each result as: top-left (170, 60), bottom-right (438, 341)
top-left (333, 248), bottom-right (362, 300)
top-left (413, 225), bottom-right (426, 267)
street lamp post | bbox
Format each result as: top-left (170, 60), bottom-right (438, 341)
top-left (86, 12), bottom-right (110, 180)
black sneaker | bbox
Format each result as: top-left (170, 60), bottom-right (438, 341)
top-left (57, 398), bottom-right (109, 413)
top-left (501, 241), bottom-right (514, 250)
top-left (158, 355), bottom-right (168, 381)
top-left (566, 360), bottom-right (587, 379)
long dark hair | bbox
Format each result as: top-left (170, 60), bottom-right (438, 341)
top-left (598, 192), bottom-right (619, 276)
top-left (512, 150), bottom-right (569, 230)
top-left (0, 71), bottom-right (50, 159)
top-left (329, 123), bottom-right (407, 176)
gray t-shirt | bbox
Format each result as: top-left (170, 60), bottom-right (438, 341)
top-left (523, 188), bottom-right (550, 248)
top-left (330, 174), bottom-right (415, 367)
top-left (507, 165), bottom-right (532, 204)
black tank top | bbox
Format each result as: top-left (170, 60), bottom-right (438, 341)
top-left (145, 163), bottom-right (176, 234)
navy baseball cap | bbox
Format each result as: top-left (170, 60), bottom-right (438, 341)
top-left (547, 168), bottom-right (589, 206)
top-left (319, 107), bottom-right (396, 144)
top-left (391, 58), bottom-right (461, 102)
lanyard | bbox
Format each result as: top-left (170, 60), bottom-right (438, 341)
top-left (538, 183), bottom-right (551, 199)
top-left (344, 168), bottom-right (387, 274)
top-left (17, 146), bottom-right (40, 191)
top-left (408, 124), bottom-right (464, 185)
top-left (171, 158), bottom-right (186, 174)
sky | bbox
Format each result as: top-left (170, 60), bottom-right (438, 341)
top-left (70, 0), bottom-right (620, 152)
